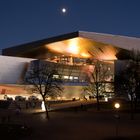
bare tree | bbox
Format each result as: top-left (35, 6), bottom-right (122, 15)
top-left (25, 60), bottom-right (63, 119)
top-left (84, 60), bottom-right (113, 110)
top-left (115, 49), bottom-right (140, 119)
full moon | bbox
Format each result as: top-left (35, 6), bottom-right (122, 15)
top-left (62, 8), bottom-right (67, 13)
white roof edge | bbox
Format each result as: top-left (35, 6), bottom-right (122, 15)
top-left (79, 31), bottom-right (140, 40)
top-left (0, 55), bottom-right (35, 61)
top-left (79, 31), bottom-right (140, 51)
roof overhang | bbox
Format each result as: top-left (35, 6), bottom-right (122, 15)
top-left (2, 31), bottom-right (140, 60)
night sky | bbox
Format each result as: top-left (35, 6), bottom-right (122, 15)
top-left (0, 0), bottom-right (140, 49)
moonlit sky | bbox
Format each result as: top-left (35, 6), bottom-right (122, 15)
top-left (0, 0), bottom-right (140, 49)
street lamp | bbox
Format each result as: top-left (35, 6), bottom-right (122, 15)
top-left (114, 102), bottom-right (120, 137)
top-left (114, 103), bottom-right (120, 109)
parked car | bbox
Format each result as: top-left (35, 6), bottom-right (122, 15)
top-left (7, 97), bottom-right (13, 101)
top-left (28, 96), bottom-right (39, 101)
top-left (15, 96), bottom-right (26, 101)
top-left (3, 95), bottom-right (13, 101)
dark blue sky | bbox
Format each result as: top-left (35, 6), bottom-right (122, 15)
top-left (1, 0), bottom-right (140, 49)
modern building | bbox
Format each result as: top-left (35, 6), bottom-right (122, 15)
top-left (0, 31), bottom-right (140, 100)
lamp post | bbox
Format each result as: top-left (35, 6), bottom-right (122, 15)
top-left (114, 102), bottom-right (120, 137)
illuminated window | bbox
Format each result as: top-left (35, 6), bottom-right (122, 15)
top-left (69, 76), bottom-right (73, 80)
top-left (64, 76), bottom-right (69, 79)
top-left (63, 76), bottom-right (73, 80)
top-left (74, 77), bottom-right (78, 79)
top-left (53, 75), bottom-right (59, 78)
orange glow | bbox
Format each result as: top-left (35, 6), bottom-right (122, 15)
top-left (46, 37), bottom-right (118, 60)
top-left (80, 52), bottom-right (90, 58)
top-left (46, 37), bottom-right (92, 58)
top-left (46, 42), bottom-right (67, 54)
top-left (67, 38), bottom-right (79, 54)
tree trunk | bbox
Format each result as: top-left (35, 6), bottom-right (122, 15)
top-left (43, 96), bottom-right (50, 120)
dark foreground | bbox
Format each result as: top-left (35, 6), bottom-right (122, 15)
top-left (1, 107), bottom-right (140, 140)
